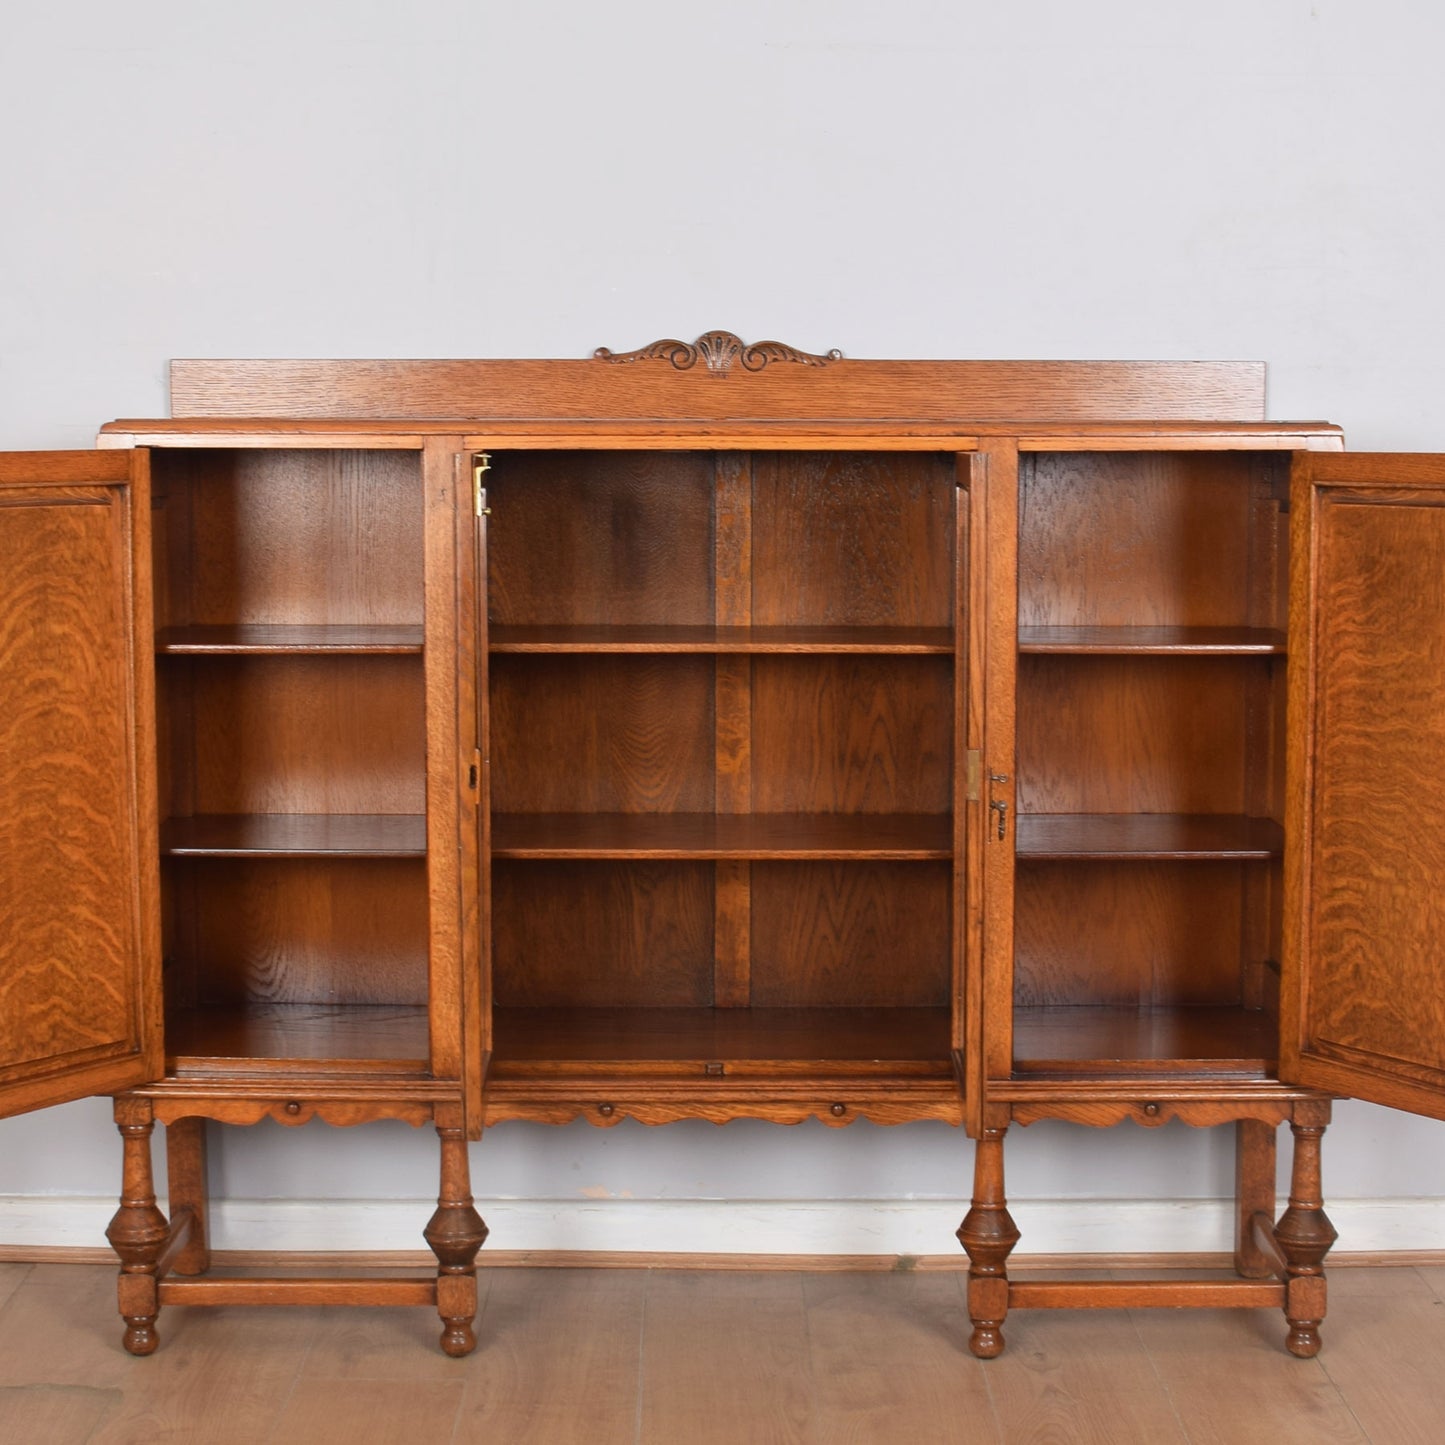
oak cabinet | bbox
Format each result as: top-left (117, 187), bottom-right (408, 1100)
top-left (1, 342), bottom-right (1442, 1358)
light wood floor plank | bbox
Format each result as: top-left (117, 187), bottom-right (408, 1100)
top-left (455, 1268), bottom-right (643, 1445)
top-left (0, 1263), bottom-right (32, 1314)
top-left (980, 1307), bottom-right (1191, 1444)
top-left (640, 1272), bottom-right (811, 1445)
top-left (0, 1384), bottom-right (118, 1445)
top-left (1135, 1302), bottom-right (1368, 1445)
top-left (270, 1377), bottom-right (466, 1445)
top-left (1314, 1266), bottom-right (1445, 1445)
top-left (801, 1271), bottom-right (1000, 1443)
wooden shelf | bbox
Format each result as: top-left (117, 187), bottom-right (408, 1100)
top-left (1018, 626), bottom-right (1285, 655)
top-left (491, 1006), bottom-right (953, 1076)
top-left (489, 624), bottom-right (954, 655)
top-left (161, 814), bottom-right (427, 857)
top-left (1011, 1006), bottom-right (1277, 1077)
top-left (156, 624), bottom-right (423, 654)
top-left (490, 812), bottom-right (952, 860)
top-left (166, 1003), bottom-right (430, 1070)
top-left (1016, 814), bottom-right (1284, 860)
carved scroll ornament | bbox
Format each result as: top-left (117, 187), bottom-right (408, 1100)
top-left (594, 330), bottom-right (842, 377)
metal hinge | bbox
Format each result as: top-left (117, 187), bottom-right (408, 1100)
top-left (472, 452), bottom-right (491, 517)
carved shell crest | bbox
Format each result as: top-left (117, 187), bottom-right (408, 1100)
top-left (594, 330), bottom-right (842, 377)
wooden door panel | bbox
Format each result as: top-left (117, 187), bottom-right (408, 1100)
top-left (1284, 453), bottom-right (1445, 1118)
top-left (0, 450), bottom-right (162, 1116)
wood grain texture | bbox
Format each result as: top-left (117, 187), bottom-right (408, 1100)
top-left (749, 862), bottom-right (951, 1007)
top-left (1015, 655), bottom-right (1256, 814)
top-left (168, 357), bottom-right (1268, 421)
top-left (488, 622), bottom-right (955, 652)
top-left (1011, 1005), bottom-right (1276, 1075)
top-left (1016, 813), bottom-right (1282, 859)
top-left (751, 451), bottom-right (955, 627)
top-left (173, 857), bottom-right (429, 1006)
top-left (486, 450), bottom-right (714, 627)
top-left (491, 861), bottom-right (714, 1007)
top-left (1013, 860), bottom-right (1260, 1009)
top-left (161, 813), bottom-right (426, 856)
top-left (170, 654), bottom-right (426, 815)
top-left (155, 623), bottom-right (422, 653)
top-left (165, 1002), bottom-right (429, 1066)
top-left (489, 656), bottom-right (714, 813)
top-left (1018, 450), bottom-right (1275, 629)
top-left (1018, 625), bottom-right (1285, 654)
top-left (489, 1006), bottom-right (952, 1070)
top-left (151, 448), bottom-right (423, 627)
top-left (1291, 472), bottom-right (1445, 1116)
top-left (751, 656), bottom-right (953, 812)
top-left (0, 460), bottom-right (161, 1112)
top-left (490, 811), bottom-right (951, 859)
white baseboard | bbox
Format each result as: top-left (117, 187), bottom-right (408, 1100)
top-left (3, 1195), bottom-right (1444, 1256)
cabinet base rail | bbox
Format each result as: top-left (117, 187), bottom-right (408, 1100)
top-left (105, 1098), bottom-right (488, 1357)
top-left (959, 1102), bottom-right (1338, 1359)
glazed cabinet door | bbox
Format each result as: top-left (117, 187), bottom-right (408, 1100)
top-left (1282, 452), bottom-right (1445, 1120)
top-left (0, 450), bottom-right (163, 1117)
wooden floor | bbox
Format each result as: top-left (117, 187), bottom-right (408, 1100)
top-left (0, 1262), bottom-right (1442, 1443)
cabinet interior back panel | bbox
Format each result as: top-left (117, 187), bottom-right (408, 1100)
top-left (170, 858), bottom-right (429, 1007)
top-left (1013, 860), bottom-right (1255, 1008)
top-left (487, 451), bottom-right (715, 626)
top-left (750, 656), bottom-right (954, 813)
top-left (152, 450), bottom-right (424, 627)
top-left (491, 861), bottom-right (714, 1008)
top-left (489, 656), bottom-right (716, 813)
top-left (750, 452), bottom-right (956, 627)
top-left (1018, 452), bottom-right (1284, 629)
top-left (165, 656), bottom-right (426, 816)
top-left (748, 862), bottom-right (951, 1007)
top-left (1015, 656), bottom-right (1256, 815)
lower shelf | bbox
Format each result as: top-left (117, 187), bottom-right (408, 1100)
top-left (490, 1006), bottom-right (954, 1079)
top-left (166, 1004), bottom-right (430, 1074)
top-left (1011, 1005), bottom-right (1278, 1078)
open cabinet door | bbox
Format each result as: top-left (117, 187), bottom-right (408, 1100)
top-left (0, 450), bottom-right (163, 1118)
top-left (1282, 452), bottom-right (1445, 1120)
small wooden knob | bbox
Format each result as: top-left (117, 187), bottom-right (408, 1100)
top-left (598, 1103), bottom-right (615, 1118)
top-left (1141, 1102), bottom-right (1161, 1117)
top-left (830, 1102), bottom-right (847, 1117)
top-left (284, 1101), bottom-right (303, 1116)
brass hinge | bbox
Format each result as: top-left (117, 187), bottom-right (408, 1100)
top-left (965, 749), bottom-right (982, 801)
top-left (472, 452), bottom-right (491, 517)
top-left (468, 748), bottom-right (482, 797)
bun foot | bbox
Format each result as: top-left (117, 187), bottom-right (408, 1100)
top-left (440, 1320), bottom-right (476, 1357)
top-left (969, 1324), bottom-right (1006, 1359)
top-left (1286, 1324), bottom-right (1322, 1358)
top-left (122, 1318), bottom-right (159, 1356)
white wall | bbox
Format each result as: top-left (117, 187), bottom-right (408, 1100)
top-left (3, 1), bottom-right (1445, 1256)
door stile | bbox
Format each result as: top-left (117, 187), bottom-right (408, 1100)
top-left (969, 441), bottom-right (1020, 1132)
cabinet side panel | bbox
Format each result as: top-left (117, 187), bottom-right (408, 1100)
top-left (0, 476), bottom-right (155, 1104)
top-left (1301, 491), bottom-right (1445, 1092)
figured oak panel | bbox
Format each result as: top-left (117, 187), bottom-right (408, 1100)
top-left (0, 456), bottom-right (159, 1110)
top-left (749, 862), bottom-right (951, 1008)
top-left (176, 858), bottom-right (429, 1006)
top-left (152, 449), bottom-right (423, 627)
top-left (486, 450), bottom-right (715, 627)
top-left (489, 656), bottom-right (715, 813)
top-left (1298, 483), bottom-right (1445, 1102)
top-left (751, 657), bottom-right (953, 813)
top-left (171, 655), bottom-right (426, 815)
top-left (1013, 860), bottom-right (1255, 1008)
top-left (1016, 656), bottom-right (1255, 815)
top-left (491, 861), bottom-right (714, 1008)
top-left (1019, 451), bottom-right (1281, 629)
top-left (751, 452), bottom-right (955, 628)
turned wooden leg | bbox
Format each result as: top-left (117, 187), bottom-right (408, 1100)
top-left (104, 1099), bottom-right (170, 1356)
top-left (957, 1124), bottom-right (1020, 1359)
top-left (165, 1117), bottom-right (211, 1277)
top-left (1274, 1104), bottom-right (1337, 1358)
top-left (1233, 1119), bottom-right (1278, 1280)
top-left (422, 1110), bottom-right (488, 1357)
